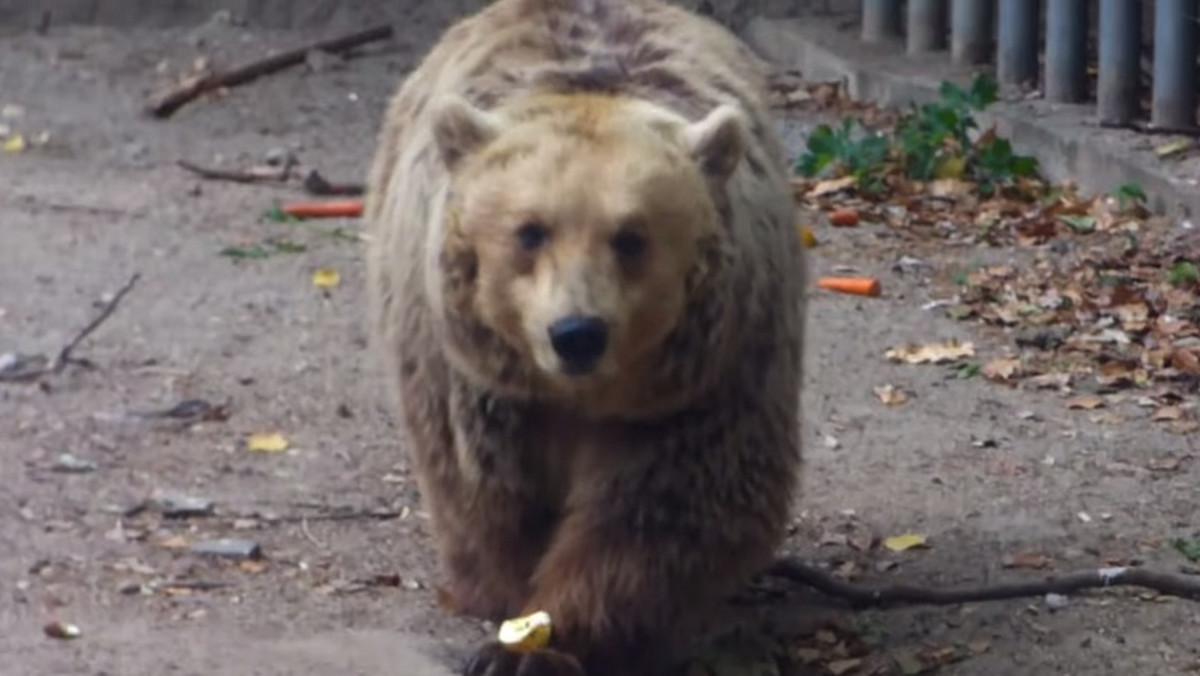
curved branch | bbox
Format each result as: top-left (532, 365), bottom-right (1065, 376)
top-left (766, 556), bottom-right (1200, 610)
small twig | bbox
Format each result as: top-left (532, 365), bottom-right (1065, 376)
top-left (766, 555), bottom-right (1200, 610)
top-left (45, 272), bottom-right (141, 374)
top-left (303, 169), bottom-right (365, 196)
top-left (146, 24), bottom-right (394, 119)
top-left (157, 579), bottom-right (235, 592)
top-left (176, 160), bottom-right (289, 185)
top-left (300, 517), bottom-right (327, 548)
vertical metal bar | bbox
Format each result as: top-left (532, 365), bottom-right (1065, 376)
top-left (908, 0), bottom-right (948, 54)
top-left (1044, 0), bottom-right (1088, 103)
top-left (998, 0), bottom-right (1040, 88)
top-left (862, 0), bottom-right (903, 43)
top-left (951, 0), bottom-right (994, 65)
top-left (1152, 0), bottom-right (1198, 128)
top-left (1097, 0), bottom-right (1141, 124)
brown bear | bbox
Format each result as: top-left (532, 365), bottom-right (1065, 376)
top-left (363, 0), bottom-right (807, 674)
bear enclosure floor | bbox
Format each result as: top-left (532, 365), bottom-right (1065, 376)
top-left (1, 17), bottom-right (1198, 676)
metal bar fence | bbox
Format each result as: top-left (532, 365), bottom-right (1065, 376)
top-left (853, 0), bottom-right (1198, 129)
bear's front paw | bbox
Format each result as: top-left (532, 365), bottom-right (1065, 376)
top-left (463, 641), bottom-right (585, 676)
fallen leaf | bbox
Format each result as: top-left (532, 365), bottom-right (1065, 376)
top-left (797, 224), bottom-right (819, 248)
top-left (882, 533), bottom-right (928, 552)
top-left (807, 176), bottom-right (857, 198)
top-left (982, 357), bottom-right (1022, 382)
top-left (1152, 406), bottom-right (1184, 422)
top-left (885, 340), bottom-right (975, 364)
top-left (246, 432), bottom-right (289, 453)
top-left (874, 384), bottom-right (909, 406)
top-left (1154, 138), bottom-right (1192, 158)
top-left (312, 267), bottom-right (341, 289)
top-left (1066, 395), bottom-right (1106, 410)
top-left (827, 658), bottom-right (863, 675)
top-left (1002, 552), bottom-right (1049, 569)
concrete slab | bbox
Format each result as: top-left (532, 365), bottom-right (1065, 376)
top-left (744, 16), bottom-right (1200, 220)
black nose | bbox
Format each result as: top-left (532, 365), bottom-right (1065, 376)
top-left (547, 315), bottom-right (608, 374)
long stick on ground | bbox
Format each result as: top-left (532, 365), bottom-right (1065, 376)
top-left (51, 272), bottom-right (142, 373)
top-left (767, 556), bottom-right (1200, 610)
top-left (146, 24), bottom-right (394, 119)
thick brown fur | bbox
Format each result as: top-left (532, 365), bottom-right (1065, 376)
top-left (364, 1), bottom-right (807, 674)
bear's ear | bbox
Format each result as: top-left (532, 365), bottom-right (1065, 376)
top-left (431, 95), bottom-right (504, 170)
top-left (682, 104), bottom-right (746, 183)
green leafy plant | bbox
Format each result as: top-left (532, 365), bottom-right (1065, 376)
top-left (1167, 260), bottom-right (1199, 286)
top-left (794, 117), bottom-right (889, 191)
top-left (794, 73), bottom-right (1039, 195)
top-left (1112, 182), bottom-right (1148, 211)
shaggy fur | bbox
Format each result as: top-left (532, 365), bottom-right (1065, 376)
top-left (364, 1), bottom-right (807, 674)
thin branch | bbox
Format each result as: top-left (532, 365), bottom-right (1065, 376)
top-left (49, 272), bottom-right (142, 374)
top-left (146, 24), bottom-right (394, 119)
top-left (176, 159), bottom-right (289, 185)
top-left (766, 556), bottom-right (1200, 610)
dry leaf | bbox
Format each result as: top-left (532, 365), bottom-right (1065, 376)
top-left (882, 533), bottom-right (928, 552)
top-left (807, 176), bottom-right (857, 198)
top-left (246, 432), bottom-right (289, 453)
top-left (1002, 552), bottom-right (1049, 569)
top-left (885, 339), bottom-right (975, 364)
top-left (874, 384), bottom-right (909, 406)
top-left (1066, 395), bottom-right (1105, 410)
top-left (827, 658), bottom-right (863, 675)
top-left (982, 357), bottom-right (1022, 382)
top-left (1152, 406), bottom-right (1184, 422)
top-left (1154, 138), bottom-right (1192, 158)
top-left (312, 267), bottom-right (341, 289)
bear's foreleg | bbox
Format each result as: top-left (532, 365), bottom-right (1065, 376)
top-left (463, 392), bottom-right (799, 676)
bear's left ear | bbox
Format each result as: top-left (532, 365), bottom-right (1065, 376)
top-left (431, 94), bottom-right (504, 170)
top-left (682, 104), bottom-right (747, 183)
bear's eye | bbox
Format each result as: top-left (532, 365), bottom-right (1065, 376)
top-left (515, 221), bottom-right (549, 252)
top-left (611, 229), bottom-right (647, 260)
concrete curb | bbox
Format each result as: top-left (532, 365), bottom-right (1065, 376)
top-left (744, 17), bottom-right (1200, 219)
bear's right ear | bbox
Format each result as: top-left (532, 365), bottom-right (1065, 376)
top-left (431, 95), bottom-right (504, 170)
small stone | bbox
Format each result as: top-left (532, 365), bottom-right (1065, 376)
top-left (1045, 593), bottom-right (1069, 611)
top-left (191, 538), bottom-right (262, 560)
top-left (264, 146), bottom-right (296, 167)
top-left (51, 453), bottom-right (97, 474)
top-left (150, 489), bottom-right (215, 518)
top-left (43, 620), bottom-right (81, 639)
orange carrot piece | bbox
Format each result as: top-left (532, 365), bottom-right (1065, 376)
top-left (817, 276), bottom-right (881, 297)
top-left (281, 199), bottom-right (363, 219)
top-left (828, 208), bottom-right (860, 227)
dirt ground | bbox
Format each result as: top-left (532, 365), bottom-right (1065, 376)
top-left (1, 12), bottom-right (1199, 676)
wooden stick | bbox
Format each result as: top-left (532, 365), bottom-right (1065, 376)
top-left (176, 160), bottom-right (289, 185)
top-left (146, 24), bottom-right (395, 119)
top-left (767, 556), bottom-right (1200, 610)
top-left (51, 272), bottom-right (142, 373)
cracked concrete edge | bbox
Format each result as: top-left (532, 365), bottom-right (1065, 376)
top-left (743, 17), bottom-right (1200, 220)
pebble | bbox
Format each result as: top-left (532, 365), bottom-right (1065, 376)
top-left (150, 489), bottom-right (215, 518)
top-left (1044, 593), bottom-right (1069, 611)
top-left (191, 538), bottom-right (262, 560)
top-left (51, 453), bottom-right (97, 474)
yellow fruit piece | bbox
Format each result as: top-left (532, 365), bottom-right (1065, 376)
top-left (3, 133), bottom-right (26, 153)
top-left (312, 267), bottom-right (340, 289)
top-left (798, 225), bottom-right (818, 248)
top-left (497, 611), bottom-right (552, 653)
top-left (246, 432), bottom-right (289, 453)
top-left (934, 155), bottom-right (966, 179)
top-left (883, 533), bottom-right (928, 552)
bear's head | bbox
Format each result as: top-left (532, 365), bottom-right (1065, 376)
top-left (432, 92), bottom-right (745, 404)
